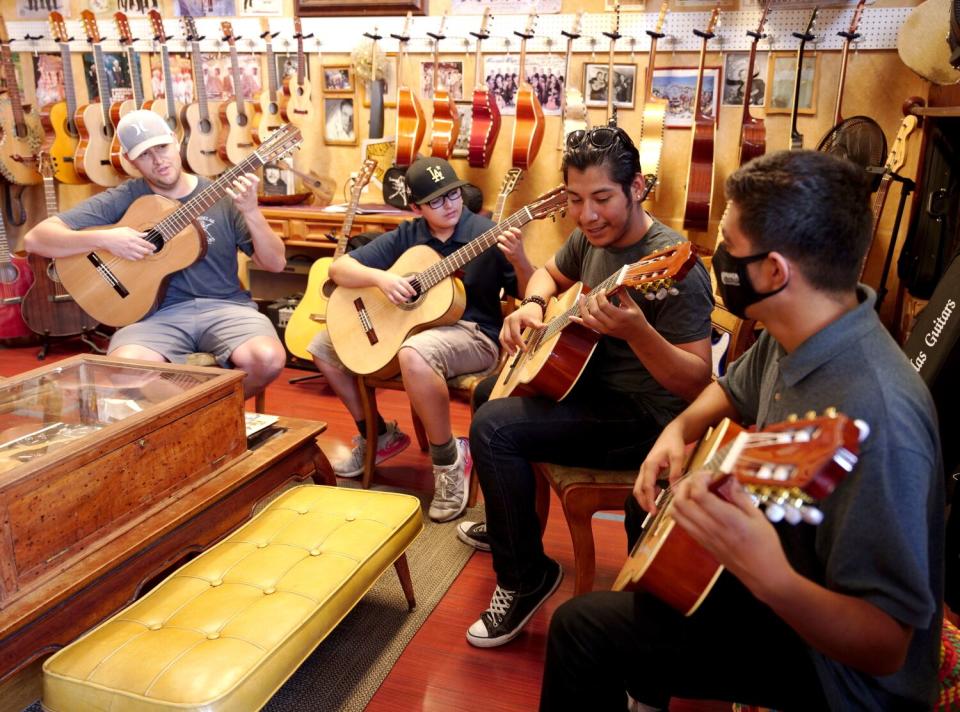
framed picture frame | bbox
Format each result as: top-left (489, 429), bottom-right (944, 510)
top-left (650, 66), bottom-right (721, 128)
top-left (451, 102), bottom-right (472, 159)
top-left (322, 65), bottom-right (354, 94)
top-left (323, 96), bottom-right (357, 145)
top-left (261, 162), bottom-right (294, 196)
top-left (766, 52), bottom-right (818, 115)
top-left (296, 0), bottom-right (426, 16)
top-left (362, 53), bottom-right (397, 108)
top-left (721, 52), bottom-right (767, 107)
top-left (420, 60), bottom-right (464, 101)
top-left (583, 63), bottom-right (636, 109)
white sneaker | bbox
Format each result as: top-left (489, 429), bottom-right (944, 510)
top-left (428, 437), bottom-right (471, 522)
top-left (333, 421), bottom-right (410, 478)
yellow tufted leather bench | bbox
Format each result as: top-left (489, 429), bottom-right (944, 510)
top-left (41, 485), bottom-right (423, 712)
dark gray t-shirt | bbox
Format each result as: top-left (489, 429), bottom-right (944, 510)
top-left (720, 287), bottom-right (943, 710)
top-left (58, 177), bottom-right (253, 309)
top-left (553, 221), bottom-right (713, 425)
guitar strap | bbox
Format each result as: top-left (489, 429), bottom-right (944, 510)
top-left (3, 181), bottom-right (25, 227)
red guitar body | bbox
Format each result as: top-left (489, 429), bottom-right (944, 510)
top-left (682, 118), bottom-right (715, 233)
top-left (468, 87), bottom-right (500, 168)
top-left (21, 253), bottom-right (99, 337)
top-left (738, 120), bottom-right (766, 167)
top-left (1, 254), bottom-right (34, 339)
top-left (511, 85), bottom-right (544, 170)
top-left (395, 87), bottom-right (425, 168)
top-left (430, 90), bottom-right (460, 160)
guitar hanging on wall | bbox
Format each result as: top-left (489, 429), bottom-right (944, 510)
top-left (181, 14), bottom-right (228, 178)
top-left (42, 12), bottom-right (84, 185)
top-left (255, 19), bottom-right (285, 145)
top-left (110, 12), bottom-right (147, 179)
top-left (284, 17), bottom-right (315, 131)
top-left (57, 125), bottom-right (303, 327)
top-left (145, 11), bottom-right (185, 142)
top-left (511, 10), bottom-right (544, 170)
top-left (218, 21), bottom-right (258, 166)
top-left (788, 7), bottom-right (819, 151)
top-left (681, 5), bottom-right (721, 234)
top-left (468, 8), bottom-right (500, 169)
top-left (558, 12), bottom-right (587, 151)
top-left (394, 12), bottom-right (425, 167)
top-left (604, 3), bottom-right (622, 126)
top-left (737, 2), bottom-right (771, 167)
top-left (0, 18), bottom-right (43, 186)
top-left (638, 1), bottom-right (669, 197)
top-left (428, 12), bottom-right (461, 160)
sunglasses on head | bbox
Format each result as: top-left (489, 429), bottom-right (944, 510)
top-left (565, 126), bottom-right (631, 152)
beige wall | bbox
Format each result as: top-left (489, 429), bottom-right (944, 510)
top-left (4, 0), bottom-right (931, 322)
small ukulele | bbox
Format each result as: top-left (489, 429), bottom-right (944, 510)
top-left (613, 412), bottom-right (866, 615)
top-left (255, 18), bottom-right (285, 145)
top-left (218, 21), bottom-right (258, 165)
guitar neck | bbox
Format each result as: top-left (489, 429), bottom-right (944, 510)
top-left (606, 42), bottom-right (617, 122)
top-left (188, 40), bottom-right (211, 121)
top-left (1, 45), bottom-right (25, 126)
top-left (870, 173), bottom-right (893, 239)
top-left (0, 220), bottom-right (10, 263)
top-left (161, 46), bottom-right (176, 115)
top-left (541, 267), bottom-right (628, 342)
top-left (741, 38), bottom-right (760, 125)
top-left (126, 47), bottom-right (144, 106)
top-left (492, 189), bottom-right (512, 224)
top-left (789, 42), bottom-right (810, 147)
top-left (92, 45), bottom-right (112, 129)
top-left (42, 174), bottom-right (58, 216)
top-left (296, 33), bottom-right (305, 86)
top-left (59, 43), bottom-right (79, 120)
top-left (644, 33), bottom-right (662, 103)
top-left (834, 40), bottom-right (852, 126)
top-left (228, 43), bottom-right (245, 113)
top-left (264, 40), bottom-right (279, 101)
top-left (692, 35), bottom-right (711, 121)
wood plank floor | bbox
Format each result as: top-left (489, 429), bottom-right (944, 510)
top-left (1, 340), bottom-right (728, 711)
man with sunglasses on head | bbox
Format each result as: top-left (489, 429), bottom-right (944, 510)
top-left (308, 156), bottom-right (533, 522)
top-left (458, 125), bottom-right (714, 648)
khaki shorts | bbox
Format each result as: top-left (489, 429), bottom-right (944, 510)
top-left (308, 320), bottom-right (499, 380)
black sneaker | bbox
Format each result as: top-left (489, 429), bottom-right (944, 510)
top-left (456, 521), bottom-right (491, 552)
top-left (466, 558), bottom-right (563, 648)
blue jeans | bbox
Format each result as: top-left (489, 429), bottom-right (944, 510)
top-left (469, 375), bottom-right (663, 591)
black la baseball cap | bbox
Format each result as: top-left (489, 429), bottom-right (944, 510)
top-left (404, 157), bottom-right (468, 206)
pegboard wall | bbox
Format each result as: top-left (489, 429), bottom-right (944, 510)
top-left (4, 6), bottom-right (914, 58)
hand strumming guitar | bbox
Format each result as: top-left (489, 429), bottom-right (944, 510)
top-left (634, 419), bottom-right (687, 514)
top-left (100, 226), bottom-right (154, 260)
top-left (500, 301), bottom-right (545, 354)
top-left (376, 271), bottom-right (419, 305)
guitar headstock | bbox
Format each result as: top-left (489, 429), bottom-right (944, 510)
top-left (148, 10), bottom-right (168, 44)
top-left (611, 3), bottom-right (621, 37)
top-left (846, 0), bottom-right (866, 38)
top-left (885, 115), bottom-right (919, 173)
top-left (499, 168), bottom-right (523, 198)
top-left (49, 12), bottom-right (69, 45)
top-left (81, 10), bottom-right (101, 45)
top-left (706, 5), bottom-right (721, 37)
top-left (618, 242), bottom-right (696, 299)
top-left (293, 16), bottom-right (303, 41)
top-left (727, 412), bottom-right (865, 524)
top-left (181, 14), bottom-right (199, 42)
top-left (527, 185), bottom-right (567, 221)
top-left (476, 7), bottom-right (493, 40)
top-left (653, 1), bottom-right (669, 35)
top-left (802, 6), bottom-right (819, 38)
top-left (221, 21), bottom-right (237, 47)
top-left (38, 151), bottom-right (54, 180)
top-left (114, 12), bottom-right (134, 46)
top-left (394, 11), bottom-right (413, 43)
top-left (255, 124), bottom-right (304, 164)
top-left (752, 1), bottom-right (770, 38)
top-left (350, 158), bottom-right (377, 198)
top-left (517, 8), bottom-right (537, 40)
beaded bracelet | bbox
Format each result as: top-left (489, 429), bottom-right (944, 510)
top-left (520, 295), bottom-right (547, 311)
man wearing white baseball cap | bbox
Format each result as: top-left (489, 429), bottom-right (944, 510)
top-left (24, 110), bottom-right (287, 399)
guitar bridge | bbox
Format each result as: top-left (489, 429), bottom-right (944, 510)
top-left (86, 252), bottom-right (129, 298)
top-left (353, 297), bottom-right (378, 346)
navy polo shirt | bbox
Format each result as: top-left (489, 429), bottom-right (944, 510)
top-left (348, 208), bottom-right (518, 344)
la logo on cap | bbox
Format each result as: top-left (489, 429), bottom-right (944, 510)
top-left (427, 165), bottom-right (444, 183)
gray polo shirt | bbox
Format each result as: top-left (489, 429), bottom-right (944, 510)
top-left (720, 286), bottom-right (943, 710)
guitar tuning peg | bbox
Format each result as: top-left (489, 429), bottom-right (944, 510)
top-left (765, 502), bottom-right (785, 523)
top-left (824, 406), bottom-right (837, 418)
top-left (668, 286), bottom-right (679, 296)
top-left (854, 419), bottom-right (870, 442)
top-left (783, 504), bottom-right (802, 526)
top-left (644, 291), bottom-right (656, 301)
top-left (801, 506), bottom-right (824, 526)
top-left (655, 287), bottom-right (668, 300)
top-left (804, 410), bottom-right (817, 420)
top-left (786, 413), bottom-right (798, 422)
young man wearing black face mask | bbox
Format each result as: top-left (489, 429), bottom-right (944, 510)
top-left (539, 150), bottom-right (943, 711)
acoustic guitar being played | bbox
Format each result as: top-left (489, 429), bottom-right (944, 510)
top-left (490, 242), bottom-right (696, 401)
top-left (327, 186), bottom-right (568, 377)
top-left (613, 412), bottom-right (866, 616)
top-left (56, 125), bottom-right (303, 327)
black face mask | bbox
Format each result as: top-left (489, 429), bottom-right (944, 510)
top-left (712, 243), bottom-right (788, 319)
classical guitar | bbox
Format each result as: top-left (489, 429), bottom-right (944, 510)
top-left (144, 11), bottom-right (185, 142)
top-left (180, 14), bottom-right (227, 178)
top-left (638, 2), bottom-right (669, 197)
top-left (788, 8), bottom-right (819, 151)
top-left (284, 158), bottom-right (377, 362)
top-left (511, 10), bottom-right (544, 170)
top-left (468, 8), bottom-right (500, 169)
top-left (558, 12), bottom-right (587, 150)
top-left (490, 242), bottom-right (695, 401)
top-left (613, 412), bottom-right (865, 616)
top-left (56, 124), bottom-right (303, 327)
top-left (283, 17), bottom-right (315, 130)
top-left (681, 6), bottom-right (721, 234)
top-left (20, 152), bottom-right (99, 338)
top-left (42, 12), bottom-right (83, 185)
top-left (218, 21), bottom-right (258, 166)
top-left (255, 18), bottom-right (285, 145)
top-left (737, 2), bottom-right (771, 167)
top-left (427, 13), bottom-right (461, 161)
top-left (394, 12), bottom-right (425, 167)
top-left (0, 18), bottom-right (43, 185)
top-left (110, 12), bottom-right (147, 179)
top-left (816, 0), bottom-right (866, 148)
top-left (0, 208), bottom-right (33, 339)
top-left (491, 167), bottom-right (523, 224)
top-left (74, 10), bottom-right (123, 188)
top-left (604, 4), bottom-right (622, 125)
top-left (327, 186), bottom-right (568, 377)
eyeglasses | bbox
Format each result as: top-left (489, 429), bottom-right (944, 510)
top-left (424, 187), bottom-right (462, 210)
top-left (565, 126), bottom-right (631, 152)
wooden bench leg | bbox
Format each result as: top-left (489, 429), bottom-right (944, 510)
top-left (358, 378), bottom-right (378, 489)
top-left (254, 390), bottom-right (266, 413)
top-left (393, 553), bottom-right (417, 611)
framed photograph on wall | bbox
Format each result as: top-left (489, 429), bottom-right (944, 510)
top-left (324, 96), bottom-right (357, 145)
top-left (583, 63), bottom-right (636, 109)
top-left (721, 52), bottom-right (767, 107)
top-left (482, 54), bottom-right (565, 116)
top-left (322, 65), bottom-right (354, 94)
top-left (766, 52), bottom-right (817, 114)
top-left (650, 66), bottom-right (721, 128)
top-left (420, 60), bottom-right (464, 101)
top-left (261, 162), bottom-right (293, 196)
top-left (451, 102), bottom-right (472, 159)
top-left (361, 53), bottom-right (397, 108)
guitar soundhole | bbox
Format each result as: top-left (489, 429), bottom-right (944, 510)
top-left (199, 118), bottom-right (212, 134)
top-left (15, 123), bottom-right (27, 139)
top-left (66, 119), bottom-right (78, 137)
top-left (269, 103), bottom-right (278, 115)
top-left (145, 230), bottom-right (165, 253)
top-left (47, 262), bottom-right (62, 283)
top-left (101, 125), bottom-right (112, 139)
top-left (237, 114), bottom-right (248, 127)
top-left (0, 263), bottom-right (18, 284)
top-left (165, 116), bottom-right (177, 131)
top-left (396, 275), bottom-right (424, 310)
top-left (321, 279), bottom-right (336, 299)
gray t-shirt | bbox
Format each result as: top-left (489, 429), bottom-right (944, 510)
top-left (720, 286), bottom-right (943, 710)
top-left (553, 221), bottom-right (714, 425)
top-left (58, 177), bottom-right (253, 309)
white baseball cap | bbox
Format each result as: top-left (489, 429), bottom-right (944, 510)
top-left (117, 110), bottom-right (175, 160)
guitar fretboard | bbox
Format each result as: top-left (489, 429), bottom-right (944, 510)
top-left (188, 39), bottom-right (211, 123)
top-left (58, 42), bottom-right (78, 129)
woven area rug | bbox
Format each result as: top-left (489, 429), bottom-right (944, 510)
top-left (25, 494), bottom-right (482, 712)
